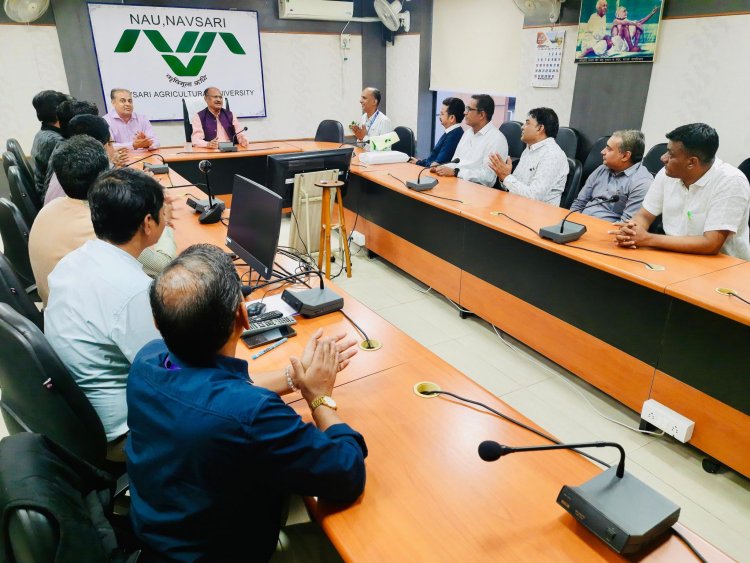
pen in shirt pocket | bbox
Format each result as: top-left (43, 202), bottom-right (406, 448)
top-left (687, 210), bottom-right (693, 221)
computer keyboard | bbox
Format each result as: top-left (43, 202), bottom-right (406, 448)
top-left (242, 316), bottom-right (297, 336)
top-left (249, 310), bottom-right (284, 322)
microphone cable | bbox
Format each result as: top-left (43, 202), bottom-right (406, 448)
top-left (728, 291), bottom-right (750, 306)
top-left (671, 528), bottom-right (708, 563)
top-left (340, 309), bottom-right (376, 349)
top-left (387, 173), bottom-right (464, 203)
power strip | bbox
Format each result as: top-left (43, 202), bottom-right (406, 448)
top-left (351, 230), bottom-right (366, 247)
top-left (640, 399), bottom-right (695, 442)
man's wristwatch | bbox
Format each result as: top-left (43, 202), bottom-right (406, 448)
top-left (310, 395), bottom-right (338, 412)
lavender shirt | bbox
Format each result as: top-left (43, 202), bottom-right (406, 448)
top-left (103, 110), bottom-right (160, 150)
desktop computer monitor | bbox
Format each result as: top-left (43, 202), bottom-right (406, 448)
top-left (225, 175), bottom-right (283, 280)
top-left (266, 148), bottom-right (354, 206)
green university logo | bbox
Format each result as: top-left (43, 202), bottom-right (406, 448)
top-left (114, 30), bottom-right (246, 77)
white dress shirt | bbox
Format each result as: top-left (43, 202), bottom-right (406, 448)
top-left (359, 110), bottom-right (393, 141)
top-left (503, 137), bottom-right (569, 205)
top-left (445, 122), bottom-right (509, 187)
top-left (642, 158), bottom-right (750, 260)
top-left (45, 239), bottom-right (161, 441)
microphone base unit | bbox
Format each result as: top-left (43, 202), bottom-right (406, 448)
top-left (143, 162), bottom-right (170, 175)
top-left (556, 467), bottom-right (680, 554)
top-left (218, 142), bottom-right (238, 152)
top-left (539, 221), bottom-right (587, 244)
top-left (281, 288), bottom-right (343, 318)
top-left (406, 178), bottom-right (438, 192)
top-left (198, 201), bottom-right (225, 224)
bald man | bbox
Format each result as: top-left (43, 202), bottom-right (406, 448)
top-left (350, 87), bottom-right (393, 143)
top-left (191, 87), bottom-right (249, 149)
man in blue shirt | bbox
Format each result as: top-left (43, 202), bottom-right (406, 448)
top-left (414, 97), bottom-right (465, 167)
top-left (126, 244), bottom-right (366, 562)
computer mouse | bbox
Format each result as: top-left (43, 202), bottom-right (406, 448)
top-left (246, 302), bottom-right (266, 317)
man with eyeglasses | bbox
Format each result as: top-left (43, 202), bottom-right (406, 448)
top-left (412, 97), bottom-right (465, 167)
top-left (104, 88), bottom-right (160, 150)
top-left (432, 94), bottom-right (508, 187)
top-left (191, 86), bottom-right (249, 149)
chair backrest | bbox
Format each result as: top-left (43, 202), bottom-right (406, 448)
top-left (738, 158), bottom-right (750, 185)
top-left (642, 142), bottom-right (667, 176)
top-left (0, 304), bottom-right (108, 467)
top-left (5, 139), bottom-right (35, 192)
top-left (581, 135), bottom-right (611, 184)
top-left (0, 198), bottom-right (34, 288)
top-left (2, 150), bottom-right (18, 178)
top-left (499, 121), bottom-right (525, 159)
top-left (7, 166), bottom-right (38, 227)
top-left (0, 252), bottom-right (42, 330)
top-left (315, 120), bottom-right (344, 143)
top-left (392, 126), bottom-right (416, 157)
top-left (556, 127), bottom-right (579, 160)
top-left (560, 158), bottom-right (583, 209)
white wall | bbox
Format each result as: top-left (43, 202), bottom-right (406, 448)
top-left (386, 33), bottom-right (420, 133)
top-left (514, 25), bottom-right (578, 127)
top-left (0, 25), bottom-right (70, 151)
top-left (642, 14), bottom-right (750, 166)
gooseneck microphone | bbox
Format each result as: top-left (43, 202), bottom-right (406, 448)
top-left (406, 158), bottom-right (460, 192)
top-left (478, 440), bottom-right (626, 478)
top-left (218, 126), bottom-right (249, 152)
top-left (538, 194), bottom-right (620, 244)
top-left (125, 153), bottom-right (170, 174)
top-left (194, 159), bottom-right (225, 224)
top-left (232, 126), bottom-right (248, 143)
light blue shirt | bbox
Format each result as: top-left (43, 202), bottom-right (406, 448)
top-left (45, 239), bottom-right (160, 441)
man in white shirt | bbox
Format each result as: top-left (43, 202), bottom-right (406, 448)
top-left (611, 123), bottom-right (750, 259)
top-left (433, 94), bottom-right (508, 187)
top-left (350, 87), bottom-right (393, 143)
top-left (488, 107), bottom-right (569, 205)
top-left (45, 168), bottom-right (167, 460)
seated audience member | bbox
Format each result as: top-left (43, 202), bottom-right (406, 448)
top-left (433, 94), bottom-right (508, 187)
top-left (488, 107), bottom-right (569, 205)
top-left (45, 168), bottom-right (169, 459)
top-left (611, 123), bottom-right (750, 259)
top-left (31, 135), bottom-right (176, 304)
top-left (413, 97), bottom-right (465, 167)
top-left (127, 244), bottom-right (366, 561)
top-left (350, 87), bottom-right (393, 144)
top-left (43, 114), bottom-right (126, 205)
top-left (104, 88), bottom-right (160, 150)
top-left (191, 86), bottom-right (249, 148)
top-left (30, 90), bottom-right (70, 200)
top-left (56, 99), bottom-right (99, 138)
top-left (570, 129), bottom-right (653, 221)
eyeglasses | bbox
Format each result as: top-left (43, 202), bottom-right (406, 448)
top-left (465, 107), bottom-right (480, 113)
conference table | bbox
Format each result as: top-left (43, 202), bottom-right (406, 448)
top-left (154, 160), bottom-right (729, 561)
top-left (141, 139), bottom-right (750, 479)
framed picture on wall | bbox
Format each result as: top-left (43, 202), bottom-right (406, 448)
top-left (575, 0), bottom-right (664, 63)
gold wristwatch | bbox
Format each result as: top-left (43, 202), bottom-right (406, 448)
top-left (310, 395), bottom-right (337, 411)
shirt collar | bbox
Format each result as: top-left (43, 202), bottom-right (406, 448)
top-left (41, 123), bottom-right (62, 133)
top-left (89, 238), bottom-right (144, 269)
top-left (108, 109), bottom-right (135, 123)
top-left (475, 122), bottom-right (495, 137)
top-left (692, 158), bottom-right (722, 188)
top-left (528, 137), bottom-right (555, 152)
top-left (166, 350), bottom-right (250, 381)
top-left (445, 123), bottom-right (461, 134)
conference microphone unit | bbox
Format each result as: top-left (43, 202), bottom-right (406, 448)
top-left (406, 158), bottom-right (459, 192)
top-left (218, 127), bottom-right (249, 152)
top-left (125, 153), bottom-right (170, 175)
top-left (194, 159), bottom-right (224, 224)
top-left (478, 440), bottom-right (680, 554)
top-left (279, 270), bottom-right (344, 318)
top-left (539, 194), bottom-right (620, 244)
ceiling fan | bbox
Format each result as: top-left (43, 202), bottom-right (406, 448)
top-left (373, 0), bottom-right (410, 33)
top-left (513, 0), bottom-right (566, 24)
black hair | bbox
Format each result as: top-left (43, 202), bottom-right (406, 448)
top-left (32, 90), bottom-right (70, 124)
top-left (442, 97), bottom-right (465, 124)
top-left (150, 244), bottom-right (242, 366)
top-left (51, 136), bottom-right (110, 200)
top-left (665, 123), bottom-right (719, 164)
top-left (57, 100), bottom-right (99, 138)
top-left (527, 107), bottom-right (560, 139)
top-left (89, 168), bottom-right (164, 245)
top-left (472, 94), bottom-right (495, 121)
top-left (67, 114), bottom-right (111, 145)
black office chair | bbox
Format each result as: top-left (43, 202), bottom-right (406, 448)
top-left (5, 139), bottom-right (35, 195)
top-left (499, 121), bottom-right (525, 160)
top-left (0, 252), bottom-right (42, 330)
top-left (0, 433), bottom-right (139, 563)
top-left (560, 158), bottom-right (583, 209)
top-left (2, 150), bottom-right (18, 179)
top-left (7, 166), bottom-right (38, 226)
top-left (392, 126), bottom-right (416, 157)
top-left (0, 198), bottom-right (35, 290)
top-left (556, 127), bottom-right (579, 160)
top-left (315, 120), bottom-right (344, 143)
top-left (581, 135), bottom-right (611, 185)
top-left (0, 304), bottom-right (110, 468)
top-left (738, 158), bottom-right (750, 185)
top-left (642, 142), bottom-right (667, 176)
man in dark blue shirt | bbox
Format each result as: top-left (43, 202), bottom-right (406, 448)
top-left (413, 97), bottom-right (465, 167)
top-left (126, 244), bottom-right (366, 562)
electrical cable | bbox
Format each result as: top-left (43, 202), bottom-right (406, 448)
top-left (671, 528), bottom-right (708, 563)
top-left (387, 173), bottom-right (463, 203)
top-left (340, 309), bottom-right (375, 349)
top-left (729, 291), bottom-right (750, 306)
